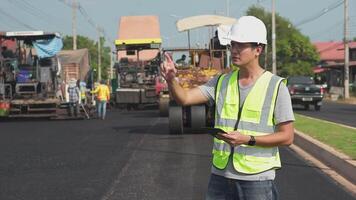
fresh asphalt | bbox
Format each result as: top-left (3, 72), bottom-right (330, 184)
top-left (294, 101), bottom-right (356, 128)
top-left (0, 109), bottom-right (354, 200)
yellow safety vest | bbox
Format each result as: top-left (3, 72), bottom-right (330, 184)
top-left (212, 69), bottom-right (285, 174)
top-left (91, 84), bottom-right (110, 101)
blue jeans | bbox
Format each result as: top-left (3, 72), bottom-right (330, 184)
top-left (206, 174), bottom-right (278, 200)
top-left (97, 100), bottom-right (107, 119)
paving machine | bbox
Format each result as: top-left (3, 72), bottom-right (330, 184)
top-left (114, 15), bottom-right (162, 110)
top-left (0, 31), bottom-right (64, 118)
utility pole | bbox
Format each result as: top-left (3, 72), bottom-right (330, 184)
top-left (97, 26), bottom-right (102, 81)
top-left (110, 46), bottom-right (113, 80)
top-left (187, 30), bottom-right (191, 49)
top-left (72, 0), bottom-right (77, 50)
top-left (271, 0), bottom-right (277, 74)
top-left (344, 0), bottom-right (349, 99)
top-left (226, 0), bottom-right (230, 16)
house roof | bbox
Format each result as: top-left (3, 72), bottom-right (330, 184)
top-left (314, 41), bottom-right (356, 61)
top-left (349, 42), bottom-right (356, 49)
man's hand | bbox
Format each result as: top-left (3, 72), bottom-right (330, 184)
top-left (216, 131), bottom-right (250, 147)
top-left (160, 52), bottom-right (177, 82)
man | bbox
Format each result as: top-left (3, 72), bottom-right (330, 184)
top-left (161, 16), bottom-right (294, 200)
top-left (67, 78), bottom-right (80, 117)
top-left (175, 54), bottom-right (187, 67)
top-left (91, 80), bottom-right (110, 120)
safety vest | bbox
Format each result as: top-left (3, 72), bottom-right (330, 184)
top-left (212, 69), bottom-right (285, 174)
top-left (92, 84), bottom-right (110, 101)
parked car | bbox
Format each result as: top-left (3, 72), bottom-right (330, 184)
top-left (287, 76), bottom-right (324, 111)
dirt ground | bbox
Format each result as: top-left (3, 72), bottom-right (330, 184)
top-left (324, 95), bottom-right (356, 105)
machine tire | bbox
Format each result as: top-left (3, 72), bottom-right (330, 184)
top-left (190, 105), bottom-right (206, 130)
top-left (169, 104), bottom-right (183, 135)
top-left (159, 97), bottom-right (169, 117)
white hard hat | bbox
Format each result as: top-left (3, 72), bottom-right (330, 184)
top-left (228, 16), bottom-right (267, 44)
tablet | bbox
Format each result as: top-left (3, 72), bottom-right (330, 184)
top-left (200, 127), bottom-right (226, 137)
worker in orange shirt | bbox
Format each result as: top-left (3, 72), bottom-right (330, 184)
top-left (91, 80), bottom-right (110, 120)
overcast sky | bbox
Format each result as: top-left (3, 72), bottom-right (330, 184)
top-left (0, 0), bottom-right (355, 48)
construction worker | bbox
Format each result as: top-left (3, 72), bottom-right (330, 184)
top-left (67, 78), bottom-right (80, 117)
top-left (161, 16), bottom-right (294, 200)
top-left (91, 80), bottom-right (110, 120)
top-left (79, 81), bottom-right (87, 105)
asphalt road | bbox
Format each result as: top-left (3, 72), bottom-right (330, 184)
top-left (0, 109), bottom-right (354, 200)
top-left (294, 101), bottom-right (356, 128)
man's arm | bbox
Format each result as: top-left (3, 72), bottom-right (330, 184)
top-left (167, 78), bottom-right (208, 106)
top-left (161, 52), bottom-right (208, 106)
top-left (216, 121), bottom-right (294, 147)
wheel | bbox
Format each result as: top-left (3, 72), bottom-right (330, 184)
top-left (304, 104), bottom-right (310, 110)
top-left (159, 97), bottom-right (169, 117)
top-left (190, 105), bottom-right (206, 130)
top-left (169, 104), bottom-right (183, 135)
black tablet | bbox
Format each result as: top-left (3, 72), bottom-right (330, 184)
top-left (200, 127), bottom-right (226, 137)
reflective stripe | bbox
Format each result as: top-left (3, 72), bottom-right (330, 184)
top-left (212, 70), bottom-right (283, 173)
top-left (234, 145), bottom-right (278, 158)
top-left (213, 141), bottom-right (231, 152)
top-left (215, 118), bottom-right (275, 133)
top-left (216, 72), bottom-right (235, 121)
top-left (215, 73), bottom-right (282, 134)
top-left (259, 75), bottom-right (282, 126)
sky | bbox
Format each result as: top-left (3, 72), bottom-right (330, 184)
top-left (0, 0), bottom-right (355, 48)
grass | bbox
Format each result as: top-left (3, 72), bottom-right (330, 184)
top-left (294, 114), bottom-right (356, 159)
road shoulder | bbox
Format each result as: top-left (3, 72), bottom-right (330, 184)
top-left (293, 129), bottom-right (356, 197)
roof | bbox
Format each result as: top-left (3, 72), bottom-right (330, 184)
top-left (176, 15), bottom-right (236, 32)
top-left (58, 48), bottom-right (88, 64)
top-left (349, 42), bottom-right (356, 49)
top-left (314, 41), bottom-right (356, 61)
top-left (117, 15), bottom-right (161, 41)
top-left (0, 31), bottom-right (60, 40)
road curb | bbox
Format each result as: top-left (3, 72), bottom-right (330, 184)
top-left (294, 129), bottom-right (356, 185)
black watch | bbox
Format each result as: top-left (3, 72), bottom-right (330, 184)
top-left (248, 135), bottom-right (256, 146)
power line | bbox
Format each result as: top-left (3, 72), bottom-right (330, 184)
top-left (8, 0), bottom-right (43, 19)
top-left (295, 0), bottom-right (344, 27)
top-left (77, 4), bottom-right (113, 44)
top-left (0, 7), bottom-right (36, 30)
top-left (309, 20), bottom-right (343, 38)
top-left (57, 0), bottom-right (113, 45)
top-left (6, 0), bottom-right (66, 30)
top-left (56, 0), bottom-right (98, 37)
top-left (0, 17), bottom-right (20, 29)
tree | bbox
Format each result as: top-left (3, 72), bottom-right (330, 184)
top-left (62, 35), bottom-right (111, 80)
top-left (246, 6), bottom-right (319, 77)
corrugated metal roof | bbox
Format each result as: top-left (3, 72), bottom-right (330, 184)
top-left (314, 41), bottom-right (356, 61)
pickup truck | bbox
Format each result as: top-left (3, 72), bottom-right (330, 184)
top-left (287, 76), bottom-right (324, 111)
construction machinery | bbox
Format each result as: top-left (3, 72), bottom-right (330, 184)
top-left (114, 15), bottom-right (162, 110)
top-left (0, 31), bottom-right (64, 118)
top-left (0, 31), bottom-right (89, 119)
top-left (159, 15), bottom-right (237, 134)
